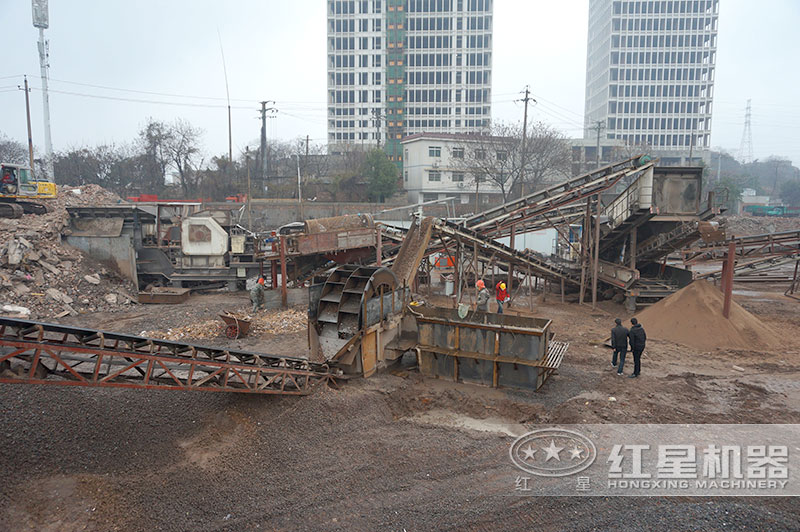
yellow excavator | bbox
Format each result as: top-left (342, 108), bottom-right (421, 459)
top-left (0, 162), bottom-right (57, 218)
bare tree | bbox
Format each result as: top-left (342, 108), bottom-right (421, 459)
top-left (137, 119), bottom-right (171, 193)
top-left (164, 119), bottom-right (204, 197)
top-left (0, 133), bottom-right (28, 165)
top-left (448, 124), bottom-right (522, 203)
top-left (522, 121), bottom-right (572, 193)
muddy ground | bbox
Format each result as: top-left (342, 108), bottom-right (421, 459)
top-left (2, 281), bottom-right (800, 531)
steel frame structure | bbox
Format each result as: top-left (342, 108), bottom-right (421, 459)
top-left (683, 230), bottom-right (800, 264)
top-left (464, 156), bottom-right (653, 238)
top-left (0, 318), bottom-right (335, 395)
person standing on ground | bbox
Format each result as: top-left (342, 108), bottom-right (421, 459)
top-left (250, 277), bottom-right (266, 313)
top-left (611, 318), bottom-right (629, 375)
top-left (495, 281), bottom-right (509, 314)
top-left (475, 280), bottom-right (490, 312)
top-left (627, 317), bottom-right (646, 378)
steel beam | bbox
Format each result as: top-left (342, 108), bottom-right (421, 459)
top-left (0, 318), bottom-right (334, 395)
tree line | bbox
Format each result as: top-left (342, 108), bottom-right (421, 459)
top-left (1, 120), bottom-right (401, 202)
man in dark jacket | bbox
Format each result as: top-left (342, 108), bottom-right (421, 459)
top-left (611, 318), bottom-right (628, 375)
top-left (627, 317), bottom-right (646, 378)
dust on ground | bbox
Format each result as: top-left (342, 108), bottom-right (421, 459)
top-left (1, 282), bottom-right (800, 531)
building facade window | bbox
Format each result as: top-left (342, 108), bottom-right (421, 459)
top-left (428, 170), bottom-right (441, 182)
top-left (428, 146), bottom-right (442, 157)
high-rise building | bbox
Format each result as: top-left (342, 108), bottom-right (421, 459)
top-left (584, 0), bottom-right (719, 164)
top-left (327, 0), bottom-right (493, 164)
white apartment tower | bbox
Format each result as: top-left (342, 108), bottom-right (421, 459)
top-left (327, 0), bottom-right (493, 163)
top-left (584, 0), bottom-right (719, 164)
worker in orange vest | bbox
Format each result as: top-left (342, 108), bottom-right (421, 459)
top-left (495, 281), bottom-right (509, 314)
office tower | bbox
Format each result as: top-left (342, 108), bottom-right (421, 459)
top-left (327, 0), bottom-right (493, 163)
top-left (584, 0), bottom-right (719, 164)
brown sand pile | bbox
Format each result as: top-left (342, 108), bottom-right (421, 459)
top-left (633, 280), bottom-right (780, 352)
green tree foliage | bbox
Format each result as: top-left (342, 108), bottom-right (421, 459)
top-left (715, 175), bottom-right (745, 212)
top-left (362, 149), bottom-right (398, 203)
top-left (780, 179), bottom-right (800, 206)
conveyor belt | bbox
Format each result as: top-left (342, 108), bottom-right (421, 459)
top-left (0, 318), bottom-right (335, 395)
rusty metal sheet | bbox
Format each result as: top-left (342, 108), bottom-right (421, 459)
top-left (137, 287), bottom-right (191, 304)
top-left (304, 214), bottom-right (374, 234)
top-left (698, 221), bottom-right (725, 243)
top-left (362, 330), bottom-right (377, 378)
top-left (296, 228), bottom-right (376, 255)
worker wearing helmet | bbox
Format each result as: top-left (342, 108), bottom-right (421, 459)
top-left (475, 279), bottom-right (490, 312)
top-left (250, 277), bottom-right (266, 313)
top-left (495, 280), bottom-right (510, 314)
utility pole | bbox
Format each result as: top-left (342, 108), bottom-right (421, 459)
top-left (22, 76), bottom-right (35, 176)
top-left (33, 1), bottom-right (54, 179)
top-left (295, 153), bottom-right (304, 219)
top-left (217, 30), bottom-right (233, 168)
top-left (259, 101), bottom-right (276, 191)
top-left (594, 120), bottom-right (605, 169)
top-left (305, 134), bottom-right (310, 168)
top-left (517, 85), bottom-right (536, 196)
top-left (245, 147), bottom-right (253, 231)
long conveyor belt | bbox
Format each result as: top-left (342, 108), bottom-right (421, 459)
top-left (0, 318), bottom-right (335, 395)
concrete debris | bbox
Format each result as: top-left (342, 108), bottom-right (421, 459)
top-left (720, 215), bottom-right (800, 237)
top-left (0, 304), bottom-right (31, 317)
top-left (104, 294), bottom-right (118, 305)
top-left (0, 184), bottom-right (137, 320)
top-left (46, 288), bottom-right (74, 305)
top-left (142, 308), bottom-right (307, 341)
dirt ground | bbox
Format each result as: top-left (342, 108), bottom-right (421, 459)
top-left (2, 281), bottom-right (800, 531)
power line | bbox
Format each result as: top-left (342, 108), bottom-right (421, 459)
top-left (28, 85), bottom-right (255, 110)
top-left (47, 77), bottom-right (260, 104)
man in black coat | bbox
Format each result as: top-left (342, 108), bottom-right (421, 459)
top-left (611, 318), bottom-right (628, 375)
top-left (627, 317), bottom-right (647, 378)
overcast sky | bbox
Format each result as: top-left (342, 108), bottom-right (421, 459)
top-left (1, 0), bottom-right (798, 165)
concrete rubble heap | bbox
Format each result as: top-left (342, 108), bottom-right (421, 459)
top-left (0, 184), bottom-right (138, 320)
top-left (141, 307), bottom-right (308, 341)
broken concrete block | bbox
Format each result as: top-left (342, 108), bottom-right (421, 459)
top-left (84, 274), bottom-right (101, 285)
top-left (46, 288), bottom-right (74, 305)
top-left (104, 293), bottom-right (118, 305)
top-left (7, 240), bottom-right (23, 266)
top-left (13, 283), bottom-right (31, 296)
top-left (39, 261), bottom-right (61, 275)
top-left (0, 304), bottom-right (31, 317)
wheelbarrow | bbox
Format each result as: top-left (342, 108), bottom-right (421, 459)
top-left (219, 312), bottom-right (252, 339)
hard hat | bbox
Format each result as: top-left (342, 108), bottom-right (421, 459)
top-left (476, 280), bottom-right (485, 289)
top-left (500, 282), bottom-right (506, 290)
top-left (257, 277), bottom-right (265, 285)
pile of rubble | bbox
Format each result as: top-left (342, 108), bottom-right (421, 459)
top-left (0, 184), bottom-right (137, 320)
top-left (720, 215), bottom-right (800, 237)
top-left (142, 308), bottom-right (308, 341)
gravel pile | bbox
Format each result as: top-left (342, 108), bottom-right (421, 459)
top-left (0, 184), bottom-right (137, 320)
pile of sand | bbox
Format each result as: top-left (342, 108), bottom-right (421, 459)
top-left (633, 280), bottom-right (780, 352)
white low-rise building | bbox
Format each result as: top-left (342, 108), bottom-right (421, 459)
top-left (401, 132), bottom-right (505, 206)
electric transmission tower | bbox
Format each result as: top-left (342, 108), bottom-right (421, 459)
top-left (738, 99), bottom-right (754, 164)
